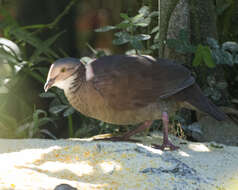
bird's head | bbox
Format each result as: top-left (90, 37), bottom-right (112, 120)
top-left (44, 58), bottom-right (84, 92)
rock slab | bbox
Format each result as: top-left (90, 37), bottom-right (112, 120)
top-left (0, 136), bottom-right (238, 190)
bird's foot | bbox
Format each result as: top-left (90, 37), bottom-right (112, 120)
top-left (152, 140), bottom-right (179, 151)
top-left (95, 136), bottom-right (141, 142)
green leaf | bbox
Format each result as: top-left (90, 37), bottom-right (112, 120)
top-left (10, 27), bottom-right (41, 47)
top-left (216, 81), bottom-right (228, 89)
top-left (21, 24), bottom-right (50, 30)
top-left (38, 117), bottom-right (56, 128)
top-left (36, 67), bottom-right (50, 76)
top-left (63, 107), bottom-right (75, 117)
top-left (95, 26), bottom-right (116, 32)
top-left (113, 38), bottom-right (129, 45)
top-left (207, 37), bottom-right (219, 49)
top-left (113, 32), bottom-right (131, 45)
top-left (150, 44), bottom-right (160, 50)
top-left (49, 105), bottom-right (68, 114)
top-left (192, 44), bottom-right (215, 68)
top-left (120, 13), bottom-right (130, 20)
top-left (135, 34), bottom-right (151, 41)
top-left (192, 45), bottom-right (204, 67)
top-left (130, 37), bottom-right (144, 50)
top-left (234, 55), bottom-right (238, 64)
top-left (23, 68), bottom-right (45, 84)
top-left (80, 56), bottom-right (94, 64)
top-left (131, 14), bottom-right (144, 23)
top-left (30, 31), bottom-right (64, 61)
top-left (202, 46), bottom-right (215, 68)
top-left (116, 21), bottom-right (131, 29)
top-left (134, 17), bottom-right (151, 27)
top-left (222, 41), bottom-right (238, 53)
top-left (149, 11), bottom-right (159, 17)
top-left (125, 49), bottom-right (137, 55)
top-left (151, 26), bottom-right (159, 34)
top-left (154, 32), bottom-right (160, 42)
top-left (138, 6), bottom-right (150, 16)
top-left (39, 92), bottom-right (56, 98)
top-left (221, 51), bottom-right (233, 65)
top-left (40, 129), bottom-right (57, 139)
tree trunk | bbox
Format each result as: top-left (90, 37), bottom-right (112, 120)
top-left (158, 0), bottom-right (179, 57)
top-left (165, 0), bottom-right (190, 63)
top-left (188, 0), bottom-right (230, 105)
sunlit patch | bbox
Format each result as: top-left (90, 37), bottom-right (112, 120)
top-left (137, 143), bottom-right (163, 155)
top-left (99, 161), bottom-right (121, 174)
top-left (188, 143), bottom-right (210, 152)
top-left (223, 175), bottom-right (238, 190)
top-left (178, 150), bottom-right (190, 157)
top-left (39, 161), bottom-right (94, 176)
top-left (0, 146), bottom-right (62, 167)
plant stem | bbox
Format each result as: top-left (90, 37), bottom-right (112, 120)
top-left (68, 115), bottom-right (73, 137)
top-left (21, 0), bottom-right (78, 30)
top-left (158, 0), bottom-right (160, 57)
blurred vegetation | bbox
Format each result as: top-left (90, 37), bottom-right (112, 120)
top-left (0, 0), bottom-right (237, 139)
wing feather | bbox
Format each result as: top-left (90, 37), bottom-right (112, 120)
top-left (86, 55), bottom-right (194, 110)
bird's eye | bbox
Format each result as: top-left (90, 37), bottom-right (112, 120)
top-left (61, 68), bottom-right (66, 73)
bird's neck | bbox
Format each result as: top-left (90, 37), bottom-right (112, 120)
top-left (55, 67), bottom-right (86, 94)
top-left (54, 75), bottom-right (77, 94)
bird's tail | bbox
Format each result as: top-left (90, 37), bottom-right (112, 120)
top-left (176, 84), bottom-right (227, 121)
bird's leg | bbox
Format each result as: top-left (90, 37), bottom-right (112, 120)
top-left (122, 121), bottom-right (153, 140)
top-left (152, 112), bottom-right (179, 151)
top-left (96, 121), bottom-right (153, 142)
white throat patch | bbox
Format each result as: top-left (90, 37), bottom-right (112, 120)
top-left (53, 75), bottom-right (76, 93)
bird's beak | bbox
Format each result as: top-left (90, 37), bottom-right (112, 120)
top-left (44, 78), bottom-right (55, 92)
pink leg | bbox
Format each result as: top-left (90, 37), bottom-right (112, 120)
top-left (152, 112), bottom-right (179, 151)
top-left (97, 121), bottom-right (153, 142)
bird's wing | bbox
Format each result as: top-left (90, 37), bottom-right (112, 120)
top-left (87, 55), bottom-right (195, 110)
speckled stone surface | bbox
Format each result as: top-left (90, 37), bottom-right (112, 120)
top-left (0, 134), bottom-right (238, 190)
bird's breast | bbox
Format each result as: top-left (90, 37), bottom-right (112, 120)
top-left (65, 82), bottom-right (179, 125)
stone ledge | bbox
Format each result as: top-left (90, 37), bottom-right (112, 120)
top-left (0, 135), bottom-right (238, 190)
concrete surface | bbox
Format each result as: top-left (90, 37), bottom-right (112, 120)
top-left (0, 134), bottom-right (238, 190)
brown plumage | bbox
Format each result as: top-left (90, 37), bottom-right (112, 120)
top-left (44, 55), bottom-right (227, 150)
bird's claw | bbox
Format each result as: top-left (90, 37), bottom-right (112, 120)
top-left (152, 141), bottom-right (179, 151)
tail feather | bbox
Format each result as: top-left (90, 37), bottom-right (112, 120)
top-left (174, 84), bottom-right (227, 121)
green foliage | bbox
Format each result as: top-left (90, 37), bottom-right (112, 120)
top-left (192, 44), bottom-right (215, 68)
top-left (203, 75), bottom-right (228, 102)
top-left (0, 2), bottom-right (76, 138)
top-left (17, 109), bottom-right (56, 138)
top-left (40, 90), bottom-right (76, 116)
top-left (207, 38), bottom-right (238, 66)
top-left (95, 6), bottom-right (159, 54)
top-left (166, 29), bottom-right (216, 68)
top-left (167, 29), bottom-right (238, 67)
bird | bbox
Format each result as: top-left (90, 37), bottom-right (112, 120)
top-left (44, 55), bottom-right (227, 150)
